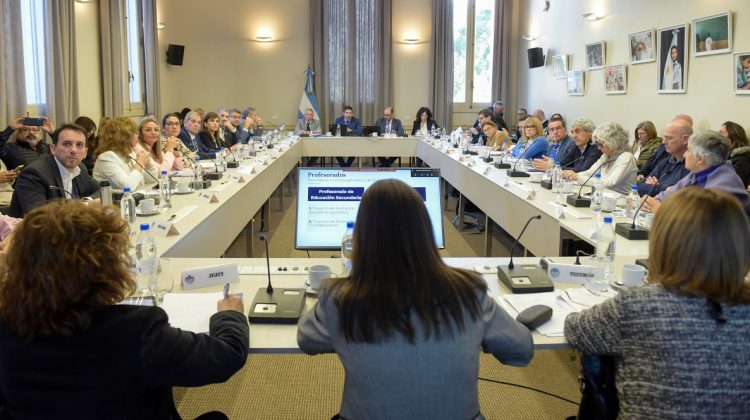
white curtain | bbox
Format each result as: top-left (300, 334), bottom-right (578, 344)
top-left (0, 0), bottom-right (27, 123)
top-left (141, 0), bottom-right (160, 118)
top-left (311, 0), bottom-right (392, 125)
top-left (99, 0), bottom-right (126, 117)
top-left (491, 0), bottom-right (512, 104)
top-left (45, 0), bottom-right (79, 124)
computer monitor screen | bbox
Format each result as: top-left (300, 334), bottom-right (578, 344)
top-left (295, 167), bottom-right (445, 250)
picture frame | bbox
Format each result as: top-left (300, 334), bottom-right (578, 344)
top-left (734, 52), bottom-right (750, 94)
top-left (628, 29), bottom-right (655, 64)
top-left (693, 11), bottom-right (732, 56)
top-left (604, 64), bottom-right (627, 94)
top-left (585, 42), bottom-right (605, 70)
top-left (567, 70), bottom-right (584, 96)
top-left (552, 55), bottom-right (568, 79)
top-left (657, 24), bottom-right (688, 94)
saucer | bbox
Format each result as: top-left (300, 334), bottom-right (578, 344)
top-left (304, 284), bottom-right (321, 295)
top-left (173, 189), bottom-right (193, 195)
top-left (136, 207), bottom-right (161, 216)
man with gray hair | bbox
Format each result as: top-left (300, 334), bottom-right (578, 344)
top-left (491, 101), bottom-right (509, 132)
top-left (643, 131), bottom-right (750, 213)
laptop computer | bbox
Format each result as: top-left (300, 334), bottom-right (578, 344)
top-left (363, 125), bottom-right (379, 136)
top-left (328, 123), bottom-right (349, 136)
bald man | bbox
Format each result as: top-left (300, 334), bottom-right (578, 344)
top-left (638, 114), bottom-right (695, 179)
top-left (636, 120), bottom-right (692, 196)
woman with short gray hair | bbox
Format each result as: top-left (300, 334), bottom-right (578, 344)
top-left (562, 122), bottom-right (637, 194)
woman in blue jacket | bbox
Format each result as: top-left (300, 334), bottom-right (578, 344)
top-left (510, 116), bottom-right (547, 160)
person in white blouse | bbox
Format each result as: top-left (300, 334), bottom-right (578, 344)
top-left (562, 122), bottom-right (637, 195)
top-left (136, 117), bottom-right (183, 174)
top-left (92, 117), bottom-right (158, 190)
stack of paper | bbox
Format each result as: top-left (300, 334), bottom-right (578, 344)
top-left (161, 292), bottom-right (222, 333)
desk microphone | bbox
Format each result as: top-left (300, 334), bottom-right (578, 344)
top-left (203, 156), bottom-right (223, 180)
top-left (497, 215), bottom-right (553, 293)
top-left (222, 138), bottom-right (241, 168)
top-left (129, 157), bottom-right (161, 186)
top-left (507, 152), bottom-right (531, 177)
top-left (540, 154), bottom-right (587, 190)
top-left (615, 179), bottom-right (662, 240)
top-left (49, 185), bottom-right (74, 198)
top-left (494, 151), bottom-right (512, 169)
top-left (247, 232), bottom-right (306, 324)
top-left (567, 158), bottom-right (613, 207)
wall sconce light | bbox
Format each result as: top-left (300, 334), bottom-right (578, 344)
top-left (157, 22), bottom-right (166, 30)
top-left (403, 38), bottom-right (419, 44)
top-left (521, 35), bottom-right (542, 41)
top-left (582, 12), bottom-right (604, 21)
top-left (256, 35), bottom-right (273, 42)
top-left (75, 0), bottom-right (93, 3)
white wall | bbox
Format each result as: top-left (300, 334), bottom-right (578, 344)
top-left (516, 0), bottom-right (750, 135)
top-left (392, 0), bottom-right (432, 124)
top-left (74, 1), bottom-right (103, 123)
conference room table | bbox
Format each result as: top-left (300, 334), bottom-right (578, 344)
top-left (159, 255), bottom-right (641, 353)
top-left (148, 134), bottom-right (648, 260)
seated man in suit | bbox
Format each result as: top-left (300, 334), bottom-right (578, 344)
top-left (375, 106), bottom-right (405, 167)
top-left (531, 116), bottom-right (575, 171)
top-left (491, 101), bottom-right (510, 132)
top-left (295, 107), bottom-right (322, 136)
top-left (642, 130), bottom-right (750, 214)
top-left (334, 105), bottom-right (363, 167)
top-left (636, 120), bottom-right (691, 197)
top-left (468, 109), bottom-right (493, 144)
top-left (559, 118), bottom-right (603, 172)
top-left (9, 123), bottom-right (100, 217)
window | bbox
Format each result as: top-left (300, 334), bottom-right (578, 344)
top-left (124, 0), bottom-right (145, 114)
top-left (20, 0), bottom-right (47, 112)
top-left (453, 0), bottom-right (495, 109)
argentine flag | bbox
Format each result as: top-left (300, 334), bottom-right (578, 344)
top-left (298, 67), bottom-right (321, 121)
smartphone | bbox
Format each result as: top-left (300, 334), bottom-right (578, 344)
top-left (13, 165), bottom-right (24, 173)
top-left (22, 117), bottom-right (44, 127)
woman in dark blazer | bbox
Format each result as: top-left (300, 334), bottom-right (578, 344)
top-left (411, 106), bottom-right (441, 136)
top-left (0, 200), bottom-right (249, 419)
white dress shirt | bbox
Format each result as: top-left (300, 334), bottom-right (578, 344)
top-left (53, 156), bottom-right (81, 198)
top-left (576, 151), bottom-right (637, 195)
top-left (92, 150), bottom-right (157, 190)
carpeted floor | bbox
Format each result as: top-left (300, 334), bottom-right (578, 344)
top-left (176, 165), bottom-right (582, 419)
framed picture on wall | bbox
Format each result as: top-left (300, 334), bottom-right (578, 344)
top-left (604, 64), bottom-right (627, 94)
top-left (552, 55), bottom-right (568, 79)
top-left (693, 11), bottom-right (732, 56)
top-left (657, 24), bottom-right (688, 94)
top-left (734, 52), bottom-right (750, 94)
top-left (585, 42), bottom-right (605, 70)
top-left (628, 29), bottom-right (655, 64)
top-left (567, 70), bottom-right (584, 96)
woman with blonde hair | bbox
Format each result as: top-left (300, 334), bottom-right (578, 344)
top-left (562, 122), bottom-right (637, 194)
top-left (137, 116), bottom-right (183, 174)
top-left (0, 200), bottom-right (248, 418)
top-left (565, 187), bottom-right (750, 417)
top-left (298, 179), bottom-right (532, 419)
top-left (509, 116), bottom-right (547, 159)
top-left (93, 117), bottom-right (158, 190)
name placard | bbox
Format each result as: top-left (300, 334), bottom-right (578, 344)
top-left (153, 219), bottom-right (180, 237)
top-left (197, 191), bottom-right (219, 203)
top-left (238, 165), bottom-right (256, 174)
top-left (181, 263), bottom-right (240, 290)
top-left (229, 173), bottom-right (247, 182)
top-left (546, 263), bottom-right (603, 285)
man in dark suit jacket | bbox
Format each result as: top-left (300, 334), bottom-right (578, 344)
top-left (375, 106), bottom-right (405, 167)
top-left (333, 105), bottom-right (363, 167)
top-left (9, 124), bottom-right (100, 217)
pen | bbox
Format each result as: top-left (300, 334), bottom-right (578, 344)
top-left (223, 282), bottom-right (230, 299)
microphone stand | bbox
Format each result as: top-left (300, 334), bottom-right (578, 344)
top-left (615, 180), bottom-right (661, 240)
top-left (541, 154), bottom-right (587, 190)
top-left (222, 136), bottom-right (241, 168)
top-left (129, 157), bottom-right (161, 186)
top-left (49, 185), bottom-right (75, 198)
top-left (507, 149), bottom-right (531, 177)
top-left (566, 158), bottom-right (613, 207)
top-left (497, 215), bottom-right (553, 293)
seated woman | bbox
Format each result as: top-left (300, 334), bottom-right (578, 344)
top-left (632, 121), bottom-right (662, 171)
top-left (0, 200), bottom-right (248, 418)
top-left (565, 187), bottom-right (750, 418)
top-left (162, 113), bottom-right (195, 169)
top-left (297, 179), bottom-right (533, 419)
top-left (482, 120), bottom-right (512, 151)
top-left (198, 112), bottom-right (223, 158)
top-left (93, 117), bottom-right (159, 190)
top-left (137, 116), bottom-right (183, 174)
top-left (509, 116), bottom-right (547, 160)
top-left (643, 130), bottom-right (750, 214)
top-left (720, 121), bottom-right (750, 187)
top-left (562, 122), bottom-right (637, 195)
top-left (410, 106), bottom-right (441, 136)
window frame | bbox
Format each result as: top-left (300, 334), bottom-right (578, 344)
top-left (20, 0), bottom-right (48, 115)
top-left (122, 0), bottom-right (146, 116)
top-left (453, 0), bottom-right (495, 113)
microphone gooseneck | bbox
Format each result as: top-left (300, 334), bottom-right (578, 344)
top-left (129, 156), bottom-right (161, 185)
top-left (632, 181), bottom-right (661, 228)
top-left (49, 185), bottom-right (74, 198)
top-left (259, 233), bottom-right (273, 294)
top-left (508, 215), bottom-right (542, 270)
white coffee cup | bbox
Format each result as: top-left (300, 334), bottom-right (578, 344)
top-left (621, 264), bottom-right (648, 287)
top-left (138, 198), bottom-right (155, 213)
top-left (176, 182), bottom-right (191, 193)
top-left (308, 265), bottom-right (332, 291)
top-left (601, 194), bottom-right (616, 212)
top-left (530, 172), bottom-right (543, 182)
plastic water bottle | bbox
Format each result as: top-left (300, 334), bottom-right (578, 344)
top-left (591, 172), bottom-right (603, 212)
top-left (120, 187), bottom-right (137, 236)
top-left (341, 221), bottom-right (354, 272)
top-left (335, 124), bottom-right (341, 137)
top-left (551, 161), bottom-right (563, 194)
top-left (160, 170), bottom-right (172, 209)
top-left (595, 216), bottom-right (616, 281)
top-left (193, 157), bottom-right (204, 190)
top-left (99, 180), bottom-right (112, 207)
top-left (280, 122), bottom-right (286, 138)
top-left (217, 148), bottom-right (226, 172)
top-left (134, 223), bottom-right (158, 295)
top-left (626, 185), bottom-right (640, 218)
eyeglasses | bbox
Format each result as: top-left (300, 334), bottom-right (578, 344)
top-left (166, 122), bottom-right (180, 126)
top-left (18, 127), bottom-right (40, 133)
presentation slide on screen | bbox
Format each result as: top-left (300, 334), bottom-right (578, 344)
top-left (296, 168), bottom-right (444, 249)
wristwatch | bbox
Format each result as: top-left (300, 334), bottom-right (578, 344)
top-left (81, 197), bottom-right (94, 203)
